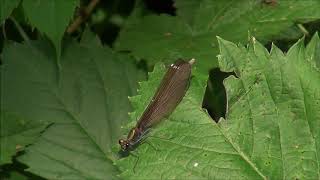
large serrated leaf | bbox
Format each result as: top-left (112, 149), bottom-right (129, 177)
top-left (115, 0), bottom-right (320, 74)
top-left (1, 30), bottom-right (145, 179)
top-left (217, 34), bottom-right (320, 179)
top-left (116, 34), bottom-right (320, 179)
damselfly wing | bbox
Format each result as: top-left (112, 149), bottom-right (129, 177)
top-left (119, 59), bottom-right (195, 151)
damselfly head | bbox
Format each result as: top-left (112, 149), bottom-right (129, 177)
top-left (119, 139), bottom-right (130, 151)
top-left (119, 128), bottom-right (141, 151)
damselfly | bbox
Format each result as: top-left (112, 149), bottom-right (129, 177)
top-left (119, 59), bottom-right (195, 151)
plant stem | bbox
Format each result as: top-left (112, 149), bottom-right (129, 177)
top-left (67, 0), bottom-right (100, 34)
top-left (9, 17), bottom-right (30, 45)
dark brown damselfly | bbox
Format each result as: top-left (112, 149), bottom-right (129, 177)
top-left (119, 59), bottom-right (195, 152)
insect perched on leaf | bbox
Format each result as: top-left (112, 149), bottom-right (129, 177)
top-left (119, 59), bottom-right (195, 151)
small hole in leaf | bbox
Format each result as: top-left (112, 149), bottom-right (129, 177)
top-left (202, 68), bottom-right (235, 122)
top-left (145, 0), bottom-right (176, 15)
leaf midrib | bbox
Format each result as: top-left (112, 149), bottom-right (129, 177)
top-left (50, 87), bottom-right (109, 160)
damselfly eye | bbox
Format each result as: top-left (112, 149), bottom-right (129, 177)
top-left (119, 139), bottom-right (123, 144)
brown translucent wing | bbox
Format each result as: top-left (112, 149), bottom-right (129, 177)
top-left (137, 60), bottom-right (193, 130)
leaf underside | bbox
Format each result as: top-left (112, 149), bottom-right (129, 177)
top-left (0, 111), bottom-right (47, 165)
top-left (1, 30), bottom-right (145, 179)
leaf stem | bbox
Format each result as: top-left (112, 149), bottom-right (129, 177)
top-left (9, 16), bottom-right (30, 45)
top-left (297, 24), bottom-right (309, 36)
top-left (2, 20), bottom-right (7, 40)
top-left (67, 0), bottom-right (100, 34)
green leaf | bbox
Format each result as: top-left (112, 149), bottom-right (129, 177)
top-left (116, 35), bottom-right (320, 179)
top-left (115, 0), bottom-right (320, 73)
top-left (0, 111), bottom-right (47, 165)
top-left (0, 0), bottom-right (20, 24)
top-left (6, 171), bottom-right (28, 180)
top-left (7, 171), bottom-right (28, 180)
top-left (306, 32), bottom-right (320, 69)
top-left (22, 0), bottom-right (78, 62)
top-left (0, 170), bottom-right (27, 180)
top-left (218, 34), bottom-right (320, 179)
top-left (0, 166), bottom-right (36, 180)
top-left (1, 30), bottom-right (145, 179)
